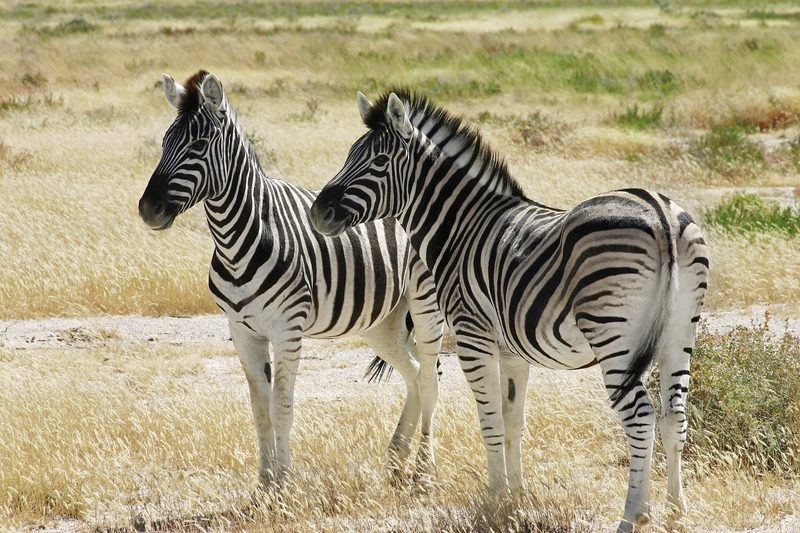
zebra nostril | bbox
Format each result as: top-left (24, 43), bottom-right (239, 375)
top-left (323, 207), bottom-right (336, 223)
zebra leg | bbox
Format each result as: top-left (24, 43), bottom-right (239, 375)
top-left (658, 338), bottom-right (691, 519)
top-left (406, 265), bottom-right (444, 480)
top-left (658, 205), bottom-right (707, 519)
top-left (362, 304), bottom-right (422, 482)
top-left (229, 322), bottom-right (276, 487)
top-left (499, 352), bottom-right (530, 497)
top-left (270, 328), bottom-right (304, 483)
top-left (594, 346), bottom-right (657, 532)
top-left (455, 336), bottom-right (509, 494)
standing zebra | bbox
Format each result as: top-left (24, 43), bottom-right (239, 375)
top-left (310, 90), bottom-right (709, 532)
top-left (138, 73), bottom-right (444, 487)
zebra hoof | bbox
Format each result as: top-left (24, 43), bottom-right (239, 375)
top-left (617, 507), bottom-right (651, 533)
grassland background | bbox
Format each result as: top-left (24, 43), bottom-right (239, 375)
top-left (2, 1), bottom-right (800, 531)
top-left (1, 0), bottom-right (800, 318)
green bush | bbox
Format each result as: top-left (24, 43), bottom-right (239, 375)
top-left (26, 16), bottom-right (98, 38)
top-left (650, 320), bottom-right (800, 473)
top-left (704, 193), bottom-right (800, 237)
top-left (691, 124), bottom-right (764, 176)
top-left (613, 104), bottom-right (663, 129)
top-left (636, 69), bottom-right (682, 96)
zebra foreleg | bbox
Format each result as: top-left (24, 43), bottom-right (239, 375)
top-left (406, 271), bottom-right (445, 482)
top-left (270, 329), bottom-right (304, 483)
top-left (455, 338), bottom-right (509, 496)
top-left (499, 353), bottom-right (530, 497)
top-left (229, 323), bottom-right (276, 488)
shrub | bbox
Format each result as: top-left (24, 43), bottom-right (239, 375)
top-left (28, 17), bottom-right (98, 37)
top-left (637, 69), bottom-right (681, 96)
top-left (612, 104), bottom-right (663, 129)
top-left (691, 124), bottom-right (763, 176)
top-left (687, 320), bottom-right (800, 472)
top-left (512, 111), bottom-right (571, 148)
top-left (704, 193), bottom-right (800, 237)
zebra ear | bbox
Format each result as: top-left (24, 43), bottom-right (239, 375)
top-left (357, 91), bottom-right (372, 124)
top-left (386, 92), bottom-right (412, 137)
top-left (162, 74), bottom-right (186, 110)
top-left (200, 73), bottom-right (224, 112)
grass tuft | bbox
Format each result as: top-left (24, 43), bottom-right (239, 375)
top-left (25, 16), bottom-right (98, 37)
top-left (613, 104), bottom-right (663, 129)
top-left (691, 125), bottom-right (764, 178)
top-left (637, 69), bottom-right (681, 96)
top-left (704, 193), bottom-right (800, 237)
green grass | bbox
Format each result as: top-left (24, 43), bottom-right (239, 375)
top-left (705, 193), bottom-right (800, 237)
top-left (612, 104), bottom-right (663, 129)
top-left (0, 2), bottom-right (782, 23)
top-left (743, 10), bottom-right (800, 21)
top-left (685, 320), bottom-right (800, 473)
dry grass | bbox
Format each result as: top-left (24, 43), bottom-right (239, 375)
top-left (2, 338), bottom-right (798, 531)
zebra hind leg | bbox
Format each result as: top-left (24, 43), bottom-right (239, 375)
top-left (586, 328), bottom-right (657, 532)
top-left (362, 302), bottom-right (422, 484)
top-left (658, 224), bottom-right (708, 520)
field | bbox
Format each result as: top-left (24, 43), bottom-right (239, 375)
top-left (1, 0), bottom-right (799, 531)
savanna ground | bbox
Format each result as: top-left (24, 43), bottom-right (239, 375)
top-left (1, 0), bottom-right (800, 531)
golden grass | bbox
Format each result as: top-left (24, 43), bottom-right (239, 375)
top-left (1, 341), bottom-right (797, 531)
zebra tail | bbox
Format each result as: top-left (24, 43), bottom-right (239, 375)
top-left (364, 356), bottom-right (394, 383)
top-left (609, 234), bottom-right (679, 407)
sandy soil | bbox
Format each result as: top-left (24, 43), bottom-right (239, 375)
top-left (2, 304), bottom-right (797, 404)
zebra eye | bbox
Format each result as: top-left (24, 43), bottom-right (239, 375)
top-left (373, 154), bottom-right (390, 167)
top-left (189, 138), bottom-right (208, 152)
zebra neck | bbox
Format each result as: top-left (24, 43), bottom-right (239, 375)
top-left (204, 142), bottom-right (272, 274)
top-left (398, 136), bottom-right (526, 276)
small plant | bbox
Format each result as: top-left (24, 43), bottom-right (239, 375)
top-left (291, 99), bottom-right (324, 122)
top-left (567, 14), bottom-right (604, 30)
top-left (21, 72), bottom-right (47, 87)
top-left (704, 193), bottom-right (800, 237)
top-left (254, 51), bottom-right (267, 65)
top-left (691, 124), bottom-right (763, 176)
top-left (511, 111), bottom-right (571, 148)
top-left (0, 95), bottom-right (34, 112)
top-left (613, 104), bottom-right (663, 129)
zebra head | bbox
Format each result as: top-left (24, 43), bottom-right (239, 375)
top-left (139, 70), bottom-right (230, 230)
top-left (310, 91), bottom-right (414, 236)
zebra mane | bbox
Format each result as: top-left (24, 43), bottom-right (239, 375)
top-left (178, 69), bottom-right (210, 117)
top-left (363, 88), bottom-right (527, 199)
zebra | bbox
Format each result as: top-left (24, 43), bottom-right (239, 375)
top-left (138, 72), bottom-right (444, 488)
top-left (309, 90), bottom-right (709, 532)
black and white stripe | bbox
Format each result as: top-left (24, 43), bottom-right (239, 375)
top-left (311, 90), bottom-right (709, 531)
top-left (139, 73), bottom-right (444, 486)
